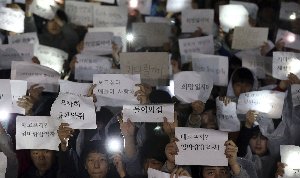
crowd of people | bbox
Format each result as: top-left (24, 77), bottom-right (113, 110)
top-left (0, 0), bottom-right (300, 177)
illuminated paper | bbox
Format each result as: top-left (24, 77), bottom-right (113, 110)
top-left (0, 44), bottom-right (34, 70)
top-left (181, 9), bottom-right (214, 34)
top-left (192, 53), bottom-right (228, 86)
top-left (166, 0), bottom-right (192, 13)
top-left (88, 26), bottom-right (127, 52)
top-left (272, 52), bottom-right (300, 80)
top-left (219, 4), bottom-right (249, 33)
top-left (147, 168), bottom-right (190, 178)
top-left (35, 45), bottom-right (68, 73)
top-left (93, 6), bottom-right (128, 27)
top-left (230, 1), bottom-right (258, 20)
top-left (50, 93), bottom-right (97, 129)
top-left (122, 104), bottom-right (174, 122)
top-left (16, 116), bottom-right (60, 150)
top-left (120, 52), bottom-right (169, 86)
top-left (65, 1), bottom-right (94, 26)
top-left (75, 54), bottom-right (120, 81)
top-left (93, 74), bottom-right (140, 106)
top-left (242, 55), bottom-right (271, 79)
top-left (179, 35), bottom-right (215, 64)
top-left (10, 80), bottom-right (27, 115)
top-left (279, 2), bottom-right (300, 21)
top-left (232, 27), bottom-right (268, 50)
top-left (0, 79), bottom-right (12, 113)
top-left (174, 71), bottom-right (213, 103)
top-left (11, 61), bottom-right (60, 92)
top-left (216, 98), bottom-right (240, 132)
top-left (0, 7), bottom-right (24, 33)
top-left (145, 17), bottom-right (172, 24)
top-left (0, 152), bottom-right (7, 178)
top-left (175, 127), bottom-right (228, 166)
top-left (131, 23), bottom-right (171, 48)
top-left (276, 29), bottom-right (300, 51)
top-left (8, 32), bottom-right (39, 48)
top-left (237, 90), bottom-right (286, 119)
top-left (82, 32), bottom-right (113, 56)
top-left (59, 80), bottom-right (91, 97)
top-left (280, 145), bottom-right (300, 178)
top-left (118, 0), bottom-right (152, 15)
top-left (94, 0), bottom-right (114, 3)
top-left (291, 84), bottom-right (300, 107)
top-left (29, 0), bottom-right (59, 20)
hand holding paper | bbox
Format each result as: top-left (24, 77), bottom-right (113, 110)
top-left (57, 123), bottom-right (74, 151)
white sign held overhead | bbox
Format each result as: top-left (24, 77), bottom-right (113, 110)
top-left (276, 29), bottom-right (300, 51)
top-left (0, 152), bottom-right (7, 178)
top-left (82, 32), bottom-right (113, 56)
top-left (175, 127), bottom-right (228, 166)
top-left (291, 84), bottom-right (300, 107)
top-left (166, 0), bottom-right (192, 13)
top-left (145, 16), bottom-right (172, 24)
top-left (242, 55), bottom-right (271, 79)
top-left (8, 32), bottom-right (39, 47)
top-left (181, 9), bottom-right (214, 34)
top-left (93, 74), bottom-right (140, 106)
top-left (0, 79), bottom-right (12, 114)
top-left (16, 116), bottom-right (60, 150)
top-left (179, 35), bottom-right (215, 64)
top-left (174, 71), bottom-right (213, 103)
top-left (93, 6), bottom-right (128, 27)
top-left (29, 0), bottom-right (59, 20)
top-left (272, 52), bottom-right (300, 80)
top-left (122, 104), bottom-right (174, 122)
top-left (59, 80), bottom-right (91, 97)
top-left (147, 168), bottom-right (190, 178)
top-left (50, 93), bottom-right (97, 129)
top-left (280, 145), bottom-right (300, 178)
top-left (10, 80), bottom-right (27, 115)
top-left (65, 1), bottom-right (94, 26)
top-left (0, 7), bottom-right (24, 33)
top-left (192, 53), bottom-right (228, 86)
top-left (279, 2), bottom-right (300, 21)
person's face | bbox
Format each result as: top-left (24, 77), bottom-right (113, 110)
top-left (30, 150), bottom-right (55, 175)
top-left (165, 142), bottom-right (178, 163)
top-left (47, 19), bottom-right (61, 35)
top-left (202, 166), bottom-right (230, 178)
top-left (144, 158), bottom-right (163, 171)
top-left (249, 134), bottom-right (268, 157)
top-left (232, 82), bottom-right (253, 97)
top-left (85, 152), bottom-right (109, 178)
top-left (201, 110), bottom-right (217, 129)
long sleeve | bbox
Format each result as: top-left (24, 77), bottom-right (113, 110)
top-left (58, 148), bottom-right (83, 178)
top-left (0, 133), bottom-right (18, 178)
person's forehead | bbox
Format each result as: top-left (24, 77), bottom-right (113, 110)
top-left (203, 166), bottom-right (226, 171)
top-left (87, 152), bottom-right (107, 158)
top-left (30, 149), bottom-right (51, 153)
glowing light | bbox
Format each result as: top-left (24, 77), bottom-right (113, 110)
top-left (126, 33), bottom-right (134, 42)
top-left (289, 58), bottom-right (300, 74)
top-left (287, 34), bottom-right (296, 43)
top-left (154, 125), bottom-right (161, 131)
top-left (290, 12), bottom-right (297, 20)
top-left (0, 110), bottom-right (9, 121)
top-left (129, 0), bottom-right (138, 8)
top-left (107, 138), bottom-right (122, 153)
top-left (167, 80), bottom-right (175, 97)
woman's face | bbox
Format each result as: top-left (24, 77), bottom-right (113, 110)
top-left (202, 166), bottom-right (230, 178)
top-left (232, 82), bottom-right (253, 97)
top-left (249, 134), bottom-right (268, 157)
top-left (85, 152), bottom-right (109, 178)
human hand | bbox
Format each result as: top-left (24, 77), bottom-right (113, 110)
top-left (191, 100), bottom-right (205, 114)
top-left (245, 110), bottom-right (258, 128)
top-left (134, 84), bottom-right (152, 104)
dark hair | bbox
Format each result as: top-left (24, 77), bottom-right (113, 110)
top-left (149, 90), bottom-right (172, 104)
top-left (198, 166), bottom-right (230, 178)
top-left (96, 107), bottom-right (114, 126)
top-left (81, 141), bottom-right (108, 163)
top-left (56, 9), bottom-right (68, 23)
top-left (231, 68), bottom-right (255, 86)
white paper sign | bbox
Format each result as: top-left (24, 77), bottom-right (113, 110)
top-left (65, 1), bottom-right (94, 26)
top-left (59, 80), bottom-right (91, 97)
top-left (0, 152), bottom-right (7, 178)
top-left (0, 79), bottom-right (12, 113)
top-left (191, 53), bottom-right (228, 86)
top-left (75, 54), bottom-right (120, 81)
top-left (276, 29), bottom-right (300, 51)
top-left (291, 84), bottom-right (300, 107)
top-left (147, 168), bottom-right (190, 178)
top-left (16, 116), bottom-right (60, 150)
top-left (166, 0), bottom-right (192, 13)
top-left (0, 7), bottom-right (24, 33)
top-left (179, 35), bottom-right (215, 64)
top-left (120, 52), bottom-right (170, 86)
top-left (0, 44), bottom-right (34, 70)
top-left (219, 4), bottom-right (249, 33)
top-left (88, 26), bottom-right (127, 52)
top-left (35, 45), bottom-right (68, 73)
top-left (216, 98), bottom-right (240, 132)
top-left (181, 9), bottom-right (214, 34)
top-left (50, 93), bottom-right (97, 129)
top-left (132, 23), bottom-right (171, 48)
top-left (93, 74), bottom-right (140, 106)
top-left (10, 80), bottom-right (27, 115)
top-left (8, 32), bottom-right (39, 47)
top-left (11, 61), bottom-right (60, 92)
top-left (122, 104), bottom-right (174, 122)
top-left (232, 27), bottom-right (269, 50)
top-left (272, 52), bottom-right (300, 80)
top-left (145, 17), bottom-right (172, 24)
top-left (280, 145), bottom-right (300, 178)
top-left (136, 0), bottom-right (152, 15)
top-left (94, 0), bottom-right (114, 4)
top-left (29, 0), bottom-right (59, 20)
top-left (82, 32), bottom-right (113, 56)
top-left (242, 55), bottom-right (271, 79)
top-left (279, 2), bottom-right (300, 21)
top-left (237, 90), bottom-right (286, 119)
top-left (175, 127), bottom-right (228, 166)
top-left (174, 71), bottom-right (213, 103)
top-left (93, 6), bottom-right (128, 27)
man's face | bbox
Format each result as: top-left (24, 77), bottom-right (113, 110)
top-left (232, 82), bottom-right (253, 97)
top-left (202, 166), bottom-right (230, 178)
top-left (249, 134), bottom-right (268, 157)
top-left (85, 152), bottom-right (109, 178)
top-left (30, 150), bottom-right (55, 175)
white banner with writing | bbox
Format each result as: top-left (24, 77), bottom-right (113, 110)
top-left (59, 80), bottom-right (91, 97)
top-left (0, 79), bottom-right (12, 113)
top-left (93, 6), bottom-right (128, 27)
top-left (272, 52), bottom-right (300, 80)
top-left (216, 98), bottom-right (240, 132)
top-left (65, 1), bottom-right (94, 26)
top-left (0, 7), bottom-right (24, 33)
top-left (291, 84), bottom-right (300, 107)
top-left (181, 9), bottom-right (214, 34)
top-left (11, 80), bottom-right (27, 115)
top-left (82, 32), bottom-right (113, 56)
top-left (29, 0), bottom-right (59, 20)
top-left (280, 145), bottom-right (300, 178)
top-left (232, 27), bottom-right (268, 50)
